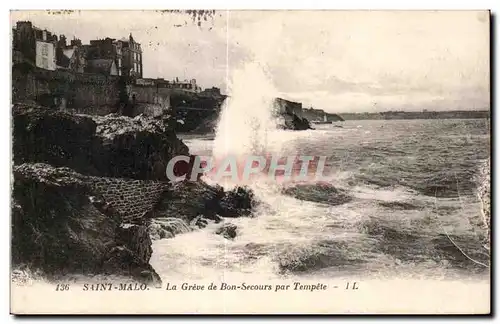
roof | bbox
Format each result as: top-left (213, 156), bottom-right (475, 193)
top-left (86, 59), bottom-right (116, 74)
top-left (63, 48), bottom-right (75, 59)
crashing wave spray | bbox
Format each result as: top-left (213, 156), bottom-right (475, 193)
top-left (212, 62), bottom-right (280, 158)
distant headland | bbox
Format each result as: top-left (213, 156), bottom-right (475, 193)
top-left (337, 110), bottom-right (490, 120)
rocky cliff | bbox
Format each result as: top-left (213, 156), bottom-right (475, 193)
top-left (189, 110), bottom-right (312, 134)
top-left (277, 112), bottom-right (312, 130)
top-left (11, 163), bottom-right (162, 285)
top-left (13, 104), bottom-right (189, 180)
top-left (302, 108), bottom-right (344, 122)
top-left (11, 104), bottom-right (258, 285)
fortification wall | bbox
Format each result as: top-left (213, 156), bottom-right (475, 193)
top-left (12, 64), bottom-right (121, 115)
top-left (87, 176), bottom-right (169, 223)
top-left (12, 64), bottom-right (173, 117)
top-left (128, 85), bottom-right (171, 117)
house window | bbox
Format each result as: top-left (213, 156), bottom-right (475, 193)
top-left (41, 43), bottom-right (48, 56)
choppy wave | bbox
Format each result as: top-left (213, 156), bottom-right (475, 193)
top-left (155, 118), bottom-right (490, 282)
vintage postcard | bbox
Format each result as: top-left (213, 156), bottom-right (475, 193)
top-left (10, 10), bottom-right (490, 314)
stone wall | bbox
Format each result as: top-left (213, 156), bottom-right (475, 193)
top-left (12, 163), bottom-right (162, 285)
top-left (12, 63), bottom-right (176, 117)
top-left (128, 85), bottom-right (171, 117)
top-left (87, 176), bottom-right (169, 223)
top-left (12, 63), bottom-right (120, 115)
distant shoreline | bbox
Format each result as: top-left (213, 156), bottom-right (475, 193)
top-left (336, 110), bottom-right (490, 121)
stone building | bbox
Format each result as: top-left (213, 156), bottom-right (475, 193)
top-left (85, 37), bottom-right (123, 76)
top-left (55, 35), bottom-right (86, 73)
top-left (85, 59), bottom-right (119, 76)
top-left (134, 77), bottom-right (201, 93)
top-left (85, 34), bottom-right (142, 78)
top-left (200, 87), bottom-right (223, 98)
top-left (171, 78), bottom-right (201, 93)
top-left (12, 21), bottom-right (58, 70)
top-left (121, 34), bottom-right (143, 78)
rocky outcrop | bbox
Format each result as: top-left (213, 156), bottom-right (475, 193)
top-left (282, 183), bottom-right (352, 206)
top-left (170, 91), bottom-right (223, 133)
top-left (146, 182), bottom-right (256, 241)
top-left (148, 218), bottom-right (191, 240)
top-left (11, 163), bottom-right (161, 286)
top-left (302, 108), bottom-right (344, 122)
top-left (220, 186), bottom-right (255, 217)
top-left (277, 112), bottom-right (312, 131)
top-left (190, 112), bottom-right (220, 134)
top-left (90, 113), bottom-right (189, 180)
top-left (13, 104), bottom-right (98, 175)
top-left (215, 223), bottom-right (238, 240)
top-left (12, 104), bottom-right (189, 180)
top-left (152, 181), bottom-right (257, 224)
top-left (191, 110), bottom-right (313, 133)
top-left (11, 104), bottom-right (260, 284)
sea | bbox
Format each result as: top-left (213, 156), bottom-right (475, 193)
top-left (12, 66), bottom-right (491, 313)
top-left (13, 117), bottom-right (491, 314)
top-left (152, 118), bottom-right (491, 285)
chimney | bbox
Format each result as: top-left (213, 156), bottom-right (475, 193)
top-left (59, 34), bottom-right (67, 47)
top-left (71, 38), bottom-right (82, 47)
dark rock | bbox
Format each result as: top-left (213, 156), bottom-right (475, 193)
top-left (90, 113), bottom-right (189, 180)
top-left (219, 186), bottom-right (256, 217)
top-left (277, 112), bottom-right (312, 131)
top-left (215, 223), bottom-right (237, 239)
top-left (153, 181), bottom-right (223, 223)
top-left (276, 240), bottom-right (367, 274)
top-left (102, 246), bottom-right (161, 287)
top-left (148, 217), bottom-right (191, 240)
top-left (190, 215), bottom-right (210, 229)
top-left (302, 108), bottom-right (345, 122)
top-left (282, 183), bottom-right (352, 206)
top-left (152, 181), bottom-right (257, 222)
top-left (169, 91), bottom-right (223, 133)
top-left (12, 105), bottom-right (189, 180)
top-left (11, 163), bottom-right (161, 285)
top-left (116, 224), bottom-right (153, 264)
top-left (190, 112), bottom-right (219, 134)
top-left (378, 201), bottom-right (422, 210)
top-left (13, 105), bottom-right (98, 175)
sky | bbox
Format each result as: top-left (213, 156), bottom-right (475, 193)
top-left (10, 10), bottom-right (490, 113)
